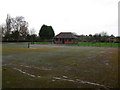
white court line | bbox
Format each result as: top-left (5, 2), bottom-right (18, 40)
top-left (53, 77), bottom-right (110, 89)
top-left (14, 68), bottom-right (36, 77)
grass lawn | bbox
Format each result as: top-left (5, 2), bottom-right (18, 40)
top-left (2, 43), bottom-right (119, 88)
top-left (32, 42), bottom-right (119, 47)
top-left (78, 42), bottom-right (119, 47)
top-left (33, 42), bottom-right (53, 44)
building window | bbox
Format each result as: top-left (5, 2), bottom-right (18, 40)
top-left (60, 38), bottom-right (62, 41)
top-left (56, 38), bottom-right (58, 41)
top-left (69, 39), bottom-right (71, 41)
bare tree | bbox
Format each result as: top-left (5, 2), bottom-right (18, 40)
top-left (30, 28), bottom-right (36, 35)
top-left (0, 24), bottom-right (6, 39)
top-left (0, 25), bottom-right (2, 41)
top-left (4, 14), bottom-right (13, 41)
top-left (100, 31), bottom-right (108, 36)
top-left (11, 16), bottom-right (29, 41)
top-left (99, 31), bottom-right (109, 42)
top-left (30, 28), bottom-right (37, 43)
top-left (6, 14), bottom-right (12, 34)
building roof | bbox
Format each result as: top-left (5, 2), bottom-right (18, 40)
top-left (54, 32), bottom-right (78, 39)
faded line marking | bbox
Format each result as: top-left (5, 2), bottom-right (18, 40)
top-left (20, 65), bottom-right (52, 70)
top-left (2, 64), bottom-right (16, 66)
top-left (53, 77), bottom-right (110, 90)
top-left (76, 79), bottom-right (110, 89)
top-left (62, 75), bottom-right (68, 78)
top-left (13, 68), bottom-right (36, 77)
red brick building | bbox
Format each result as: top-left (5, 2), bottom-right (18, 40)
top-left (53, 32), bottom-right (78, 44)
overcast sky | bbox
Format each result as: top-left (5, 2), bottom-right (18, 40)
top-left (0, 0), bottom-right (119, 36)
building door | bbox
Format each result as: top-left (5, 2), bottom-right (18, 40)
top-left (62, 39), bottom-right (64, 44)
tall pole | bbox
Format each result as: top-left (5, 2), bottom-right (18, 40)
top-left (28, 42), bottom-right (30, 48)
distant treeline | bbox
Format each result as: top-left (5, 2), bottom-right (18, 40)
top-left (75, 33), bottom-right (120, 43)
top-left (0, 14), bottom-right (120, 43)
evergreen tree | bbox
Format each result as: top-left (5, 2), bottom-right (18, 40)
top-left (39, 24), bottom-right (55, 40)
